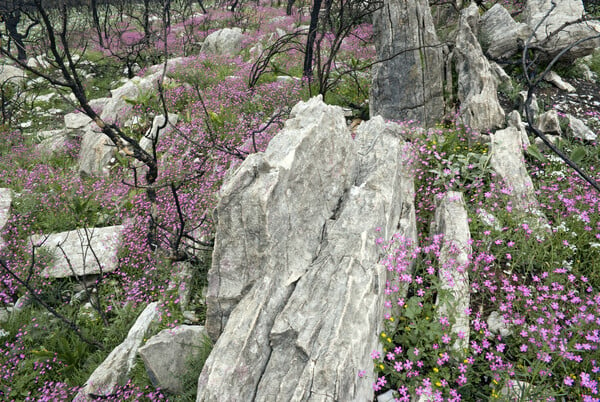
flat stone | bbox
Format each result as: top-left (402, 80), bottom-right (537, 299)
top-left (31, 225), bottom-right (124, 278)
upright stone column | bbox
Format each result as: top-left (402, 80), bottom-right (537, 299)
top-left (370, 0), bottom-right (445, 126)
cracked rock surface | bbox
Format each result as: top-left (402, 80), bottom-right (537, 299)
top-left (198, 97), bottom-right (417, 401)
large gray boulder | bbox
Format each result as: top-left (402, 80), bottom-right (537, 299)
top-left (204, 96), bottom-right (358, 341)
top-left (524, 0), bottom-right (600, 61)
top-left (370, 0), bottom-right (445, 126)
top-left (454, 3), bottom-right (505, 132)
top-left (74, 302), bottom-right (159, 401)
top-left (30, 225), bottom-right (124, 278)
top-left (100, 72), bottom-right (163, 125)
top-left (201, 28), bottom-right (245, 56)
top-left (480, 4), bottom-right (531, 60)
top-left (138, 325), bottom-right (208, 394)
top-left (198, 99), bottom-right (417, 401)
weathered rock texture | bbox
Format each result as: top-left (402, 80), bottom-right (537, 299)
top-left (431, 192), bottom-right (471, 354)
top-left (480, 4), bottom-right (531, 60)
top-left (74, 302), bottom-right (159, 401)
top-left (454, 3), bottom-right (505, 132)
top-left (370, 0), bottom-right (444, 126)
top-left (490, 128), bottom-right (545, 221)
top-left (198, 97), bottom-right (417, 401)
top-left (138, 325), bottom-right (208, 394)
top-left (31, 225), bottom-right (124, 278)
top-left (0, 188), bottom-right (11, 250)
top-left (524, 0), bottom-right (600, 61)
top-left (201, 28), bottom-right (245, 56)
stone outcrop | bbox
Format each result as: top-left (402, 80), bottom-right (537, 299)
top-left (480, 4), bottom-right (531, 60)
top-left (524, 0), bottom-right (600, 61)
top-left (74, 302), bottom-right (159, 401)
top-left (201, 28), bottom-right (245, 56)
top-left (78, 130), bottom-right (116, 177)
top-left (431, 191), bottom-right (471, 354)
top-left (370, 0), bottom-right (444, 126)
top-left (490, 127), bottom-right (545, 221)
top-left (537, 109), bottom-right (562, 135)
top-left (30, 225), bottom-right (124, 278)
top-left (0, 64), bottom-right (25, 86)
top-left (198, 97), bottom-right (417, 401)
top-left (454, 3), bottom-right (505, 132)
top-left (0, 188), bottom-right (11, 250)
top-left (567, 114), bottom-right (597, 141)
top-left (545, 71), bottom-right (576, 92)
top-left (138, 325), bottom-right (208, 394)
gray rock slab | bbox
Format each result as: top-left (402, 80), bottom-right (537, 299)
top-left (455, 4), bottom-right (505, 132)
top-left (74, 302), bottom-right (159, 401)
top-left (480, 4), bottom-right (531, 59)
top-left (65, 112), bottom-right (94, 130)
top-left (31, 225), bottom-right (124, 278)
top-left (198, 101), bottom-right (417, 401)
top-left (537, 109), bottom-right (562, 135)
top-left (491, 128), bottom-right (546, 222)
top-left (138, 325), bottom-right (207, 394)
top-left (78, 130), bottom-right (116, 177)
top-left (0, 188), bottom-right (12, 250)
top-left (204, 95), bottom-right (358, 341)
top-left (524, 0), bottom-right (600, 61)
top-left (370, 0), bottom-right (444, 126)
top-left (431, 191), bottom-right (471, 354)
top-left (567, 114), bottom-right (597, 141)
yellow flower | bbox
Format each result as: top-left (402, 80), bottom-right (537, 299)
top-left (379, 364), bottom-right (384, 370)
top-left (433, 367), bottom-right (439, 373)
top-left (464, 359), bottom-right (469, 364)
top-left (435, 381), bottom-right (442, 387)
top-left (389, 317), bottom-right (394, 322)
top-left (381, 332), bottom-right (387, 338)
top-left (492, 379), bottom-right (498, 385)
top-left (387, 338), bottom-right (392, 343)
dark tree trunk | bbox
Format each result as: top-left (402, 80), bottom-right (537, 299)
top-left (303, 0), bottom-right (322, 79)
top-left (4, 11), bottom-right (26, 60)
top-left (286, 0), bottom-right (295, 15)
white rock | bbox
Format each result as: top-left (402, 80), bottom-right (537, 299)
top-left (201, 28), bottom-right (245, 56)
top-left (74, 302), bottom-right (159, 401)
top-left (30, 225), bottom-right (124, 278)
top-left (567, 114), bottom-right (597, 141)
top-left (545, 71), bottom-right (576, 92)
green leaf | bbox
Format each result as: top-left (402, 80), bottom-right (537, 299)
top-left (570, 146), bottom-right (587, 164)
top-left (525, 144), bottom-right (547, 162)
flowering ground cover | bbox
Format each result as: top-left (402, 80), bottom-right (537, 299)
top-left (0, 1), bottom-right (599, 400)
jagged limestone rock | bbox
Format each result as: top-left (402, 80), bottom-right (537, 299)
top-left (198, 100), bottom-right (417, 401)
top-left (454, 3), bottom-right (505, 132)
top-left (0, 188), bottom-right (11, 250)
top-left (480, 4), bottom-right (531, 60)
top-left (537, 109), bottom-right (562, 135)
top-left (431, 191), bottom-right (471, 354)
top-left (138, 325), bottom-right (208, 394)
top-left (370, 0), bottom-right (444, 126)
top-left (204, 96), bottom-right (358, 341)
top-left (567, 114), bottom-right (597, 141)
top-left (524, 0), bottom-right (600, 61)
top-left (491, 128), bottom-right (547, 226)
top-left (74, 302), bottom-right (159, 401)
